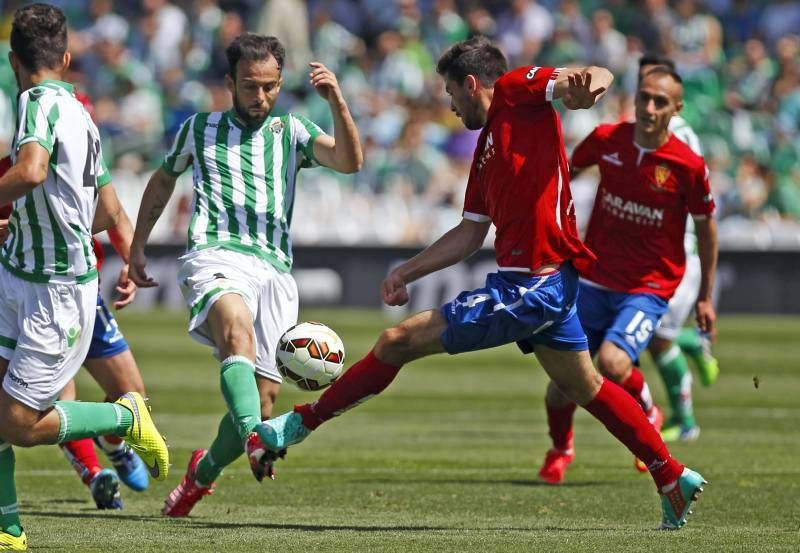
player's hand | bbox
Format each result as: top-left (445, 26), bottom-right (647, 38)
top-left (695, 298), bottom-right (716, 340)
top-left (309, 62), bottom-right (342, 103)
top-left (562, 72), bottom-right (607, 110)
top-left (381, 270), bottom-right (409, 306)
top-left (114, 264), bottom-right (138, 310)
top-left (128, 247), bottom-right (158, 288)
top-left (0, 219), bottom-right (8, 246)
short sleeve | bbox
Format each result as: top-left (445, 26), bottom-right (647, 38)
top-left (495, 66), bottom-right (562, 109)
top-left (96, 150), bottom-right (112, 188)
top-left (161, 115), bottom-right (195, 176)
top-left (291, 114), bottom-right (325, 168)
top-left (462, 165), bottom-right (490, 222)
top-left (571, 127), bottom-right (603, 170)
top-left (685, 162), bottom-right (715, 216)
top-left (16, 88), bottom-right (56, 154)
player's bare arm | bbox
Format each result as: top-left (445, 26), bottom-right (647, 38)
top-left (0, 142), bottom-right (49, 204)
top-left (93, 182), bottom-right (138, 307)
top-left (308, 62), bottom-right (363, 173)
top-left (382, 218), bottom-right (491, 306)
top-left (129, 167), bottom-right (178, 287)
top-left (553, 66), bottom-right (614, 110)
top-left (0, 218), bottom-right (7, 245)
top-left (693, 215), bottom-right (718, 337)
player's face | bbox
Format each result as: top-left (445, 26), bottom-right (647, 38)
top-left (444, 77), bottom-right (485, 130)
top-left (227, 56), bottom-right (282, 128)
top-left (635, 73), bottom-right (683, 135)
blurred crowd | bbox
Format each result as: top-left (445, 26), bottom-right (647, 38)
top-left (0, 0), bottom-right (798, 248)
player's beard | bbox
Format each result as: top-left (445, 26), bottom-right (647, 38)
top-left (232, 92), bottom-right (269, 128)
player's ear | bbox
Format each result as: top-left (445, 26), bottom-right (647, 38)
top-left (674, 98), bottom-right (683, 114)
top-left (465, 74), bottom-right (479, 95)
top-left (224, 73), bottom-right (235, 95)
top-left (62, 51), bottom-right (71, 72)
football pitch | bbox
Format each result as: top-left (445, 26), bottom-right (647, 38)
top-left (14, 309), bottom-right (799, 552)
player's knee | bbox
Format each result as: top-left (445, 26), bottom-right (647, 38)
top-left (0, 413), bottom-right (35, 447)
top-left (375, 325), bottom-right (412, 360)
top-left (596, 350), bottom-right (631, 383)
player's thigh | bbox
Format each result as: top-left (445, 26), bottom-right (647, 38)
top-left (655, 255), bottom-right (701, 342)
top-left (253, 266), bottom-right (299, 384)
top-left (177, 249), bottom-right (258, 354)
top-left (83, 349), bottom-right (145, 398)
top-left (3, 280), bottom-right (96, 414)
top-left (535, 345), bottom-right (602, 406)
top-left (601, 293), bottom-right (669, 369)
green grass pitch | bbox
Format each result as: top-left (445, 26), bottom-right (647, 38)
top-left (13, 309), bottom-right (800, 552)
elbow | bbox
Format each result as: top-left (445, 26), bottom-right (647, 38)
top-left (19, 165), bottom-right (47, 189)
top-left (344, 151), bottom-right (364, 174)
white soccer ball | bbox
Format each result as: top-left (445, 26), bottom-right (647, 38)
top-left (276, 321), bottom-right (345, 391)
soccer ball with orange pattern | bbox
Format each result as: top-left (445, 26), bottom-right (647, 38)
top-left (276, 322), bottom-right (345, 391)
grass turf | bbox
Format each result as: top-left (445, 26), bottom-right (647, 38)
top-left (13, 309), bottom-right (800, 552)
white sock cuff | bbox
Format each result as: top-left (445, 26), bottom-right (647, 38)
top-left (220, 355), bottom-right (255, 370)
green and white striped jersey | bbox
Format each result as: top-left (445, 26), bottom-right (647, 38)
top-left (669, 115), bottom-right (703, 256)
top-left (1, 80), bottom-right (111, 283)
top-left (162, 111), bottom-right (324, 272)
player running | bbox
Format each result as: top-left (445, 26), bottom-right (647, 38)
top-left (128, 33), bottom-right (362, 517)
top-left (253, 37), bottom-right (707, 530)
top-left (537, 64), bottom-right (718, 484)
top-left (636, 54), bottom-right (720, 442)
top-left (0, 155), bottom-right (150, 511)
top-left (0, 5), bottom-right (168, 550)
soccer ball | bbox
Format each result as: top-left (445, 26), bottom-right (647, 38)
top-left (276, 322), bottom-right (345, 391)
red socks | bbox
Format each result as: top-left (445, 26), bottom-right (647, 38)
top-left (620, 367), bottom-right (654, 413)
top-left (60, 438), bottom-right (101, 486)
top-left (584, 379), bottom-right (683, 489)
top-left (296, 349), bottom-right (401, 430)
top-left (546, 402), bottom-right (577, 452)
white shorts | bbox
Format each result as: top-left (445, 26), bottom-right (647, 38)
top-left (0, 269), bottom-right (97, 411)
top-left (655, 253), bottom-right (701, 341)
top-left (177, 248), bottom-right (299, 383)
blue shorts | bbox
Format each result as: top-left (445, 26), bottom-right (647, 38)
top-left (440, 264), bottom-right (588, 355)
top-left (577, 282), bottom-right (669, 363)
top-left (86, 291), bottom-right (129, 359)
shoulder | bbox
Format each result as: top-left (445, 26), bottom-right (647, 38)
top-left (18, 85), bottom-right (54, 106)
top-left (667, 137), bottom-right (706, 173)
top-left (594, 122), bottom-right (626, 141)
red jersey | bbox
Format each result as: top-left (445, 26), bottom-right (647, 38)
top-left (572, 122), bottom-right (714, 298)
top-left (463, 66), bottom-right (593, 272)
top-left (0, 155), bottom-right (104, 269)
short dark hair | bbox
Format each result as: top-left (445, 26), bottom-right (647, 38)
top-left (638, 52), bottom-right (676, 71)
top-left (226, 33), bottom-right (285, 78)
top-left (436, 36), bottom-right (508, 87)
top-left (642, 65), bottom-right (683, 85)
top-left (10, 3), bottom-right (68, 72)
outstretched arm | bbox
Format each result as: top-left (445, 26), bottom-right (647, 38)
top-left (552, 66), bottom-right (614, 110)
top-left (129, 168), bottom-right (178, 287)
top-left (308, 62), bottom-right (363, 173)
top-left (693, 215), bottom-right (718, 337)
top-left (382, 218), bottom-right (491, 306)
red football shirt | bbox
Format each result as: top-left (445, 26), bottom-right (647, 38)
top-left (571, 122), bottom-right (714, 298)
top-left (0, 154), bottom-right (105, 269)
top-left (463, 66), bottom-right (594, 272)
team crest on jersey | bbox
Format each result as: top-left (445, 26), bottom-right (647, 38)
top-left (652, 164), bottom-right (671, 190)
top-left (269, 119), bottom-right (284, 134)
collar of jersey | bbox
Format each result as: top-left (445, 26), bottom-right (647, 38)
top-left (38, 79), bottom-right (74, 94)
top-left (225, 110), bottom-right (272, 133)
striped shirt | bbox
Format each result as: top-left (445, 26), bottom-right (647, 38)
top-left (163, 111), bottom-right (324, 272)
top-left (1, 80), bottom-right (110, 284)
top-left (670, 115), bottom-right (703, 256)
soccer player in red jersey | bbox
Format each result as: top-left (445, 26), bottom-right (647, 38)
top-left (251, 37), bottom-right (706, 530)
top-left (539, 66), bottom-right (717, 483)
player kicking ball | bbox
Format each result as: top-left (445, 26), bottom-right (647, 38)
top-left (252, 37), bottom-right (706, 530)
top-left (129, 33), bottom-right (362, 517)
top-left (0, 5), bottom-right (168, 550)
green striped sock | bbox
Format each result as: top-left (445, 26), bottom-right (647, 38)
top-left (656, 345), bottom-right (696, 427)
top-left (0, 441), bottom-right (22, 537)
top-left (220, 356), bottom-right (261, 441)
top-left (196, 413), bottom-right (243, 486)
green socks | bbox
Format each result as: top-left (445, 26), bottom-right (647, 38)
top-left (53, 401), bottom-right (133, 442)
top-left (677, 327), bottom-right (703, 362)
top-left (220, 356), bottom-right (260, 441)
top-left (196, 414), bottom-right (243, 486)
top-left (0, 442), bottom-right (22, 537)
top-left (655, 345), bottom-right (696, 427)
